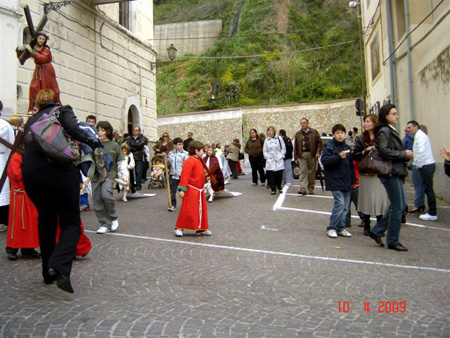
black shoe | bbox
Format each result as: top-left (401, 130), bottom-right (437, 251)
top-left (368, 231), bottom-right (384, 247)
top-left (48, 268), bottom-right (74, 293)
top-left (409, 205), bottom-right (425, 213)
top-left (21, 250), bottom-right (40, 259)
top-left (271, 191), bottom-right (276, 195)
top-left (387, 243), bottom-right (408, 252)
top-left (7, 253), bottom-right (18, 261)
top-left (358, 221), bottom-right (366, 227)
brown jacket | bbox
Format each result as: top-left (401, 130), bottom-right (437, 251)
top-left (293, 128), bottom-right (323, 161)
top-left (245, 137), bottom-right (264, 157)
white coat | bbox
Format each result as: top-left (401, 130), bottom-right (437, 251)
top-left (0, 119), bottom-right (14, 206)
top-left (263, 136), bottom-right (286, 171)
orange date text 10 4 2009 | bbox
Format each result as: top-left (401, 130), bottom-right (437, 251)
top-left (337, 301), bottom-right (407, 313)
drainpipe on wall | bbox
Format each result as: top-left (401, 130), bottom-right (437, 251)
top-left (385, 0), bottom-right (397, 107)
top-left (404, 0), bottom-right (415, 121)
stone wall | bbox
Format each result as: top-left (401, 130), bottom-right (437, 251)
top-left (157, 99), bottom-right (361, 147)
top-left (15, 0), bottom-right (158, 140)
top-left (154, 20), bottom-right (222, 59)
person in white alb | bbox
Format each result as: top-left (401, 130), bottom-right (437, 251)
top-left (406, 121), bottom-right (437, 221)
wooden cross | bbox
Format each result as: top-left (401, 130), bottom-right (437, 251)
top-left (16, 5), bottom-right (48, 65)
top-left (0, 131), bottom-right (24, 193)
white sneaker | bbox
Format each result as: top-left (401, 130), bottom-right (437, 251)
top-left (197, 230), bottom-right (212, 236)
top-left (174, 229), bottom-right (183, 237)
top-left (97, 226), bottom-right (108, 234)
top-left (327, 230), bottom-right (338, 238)
top-left (168, 206), bottom-right (176, 212)
top-left (208, 195), bottom-right (214, 203)
top-left (419, 213), bottom-right (438, 221)
top-left (338, 229), bottom-right (352, 237)
top-left (111, 219), bottom-right (119, 232)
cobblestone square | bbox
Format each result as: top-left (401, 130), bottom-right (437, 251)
top-left (1, 171), bottom-right (450, 337)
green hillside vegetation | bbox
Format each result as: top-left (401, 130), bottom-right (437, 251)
top-left (154, 0), bottom-right (361, 116)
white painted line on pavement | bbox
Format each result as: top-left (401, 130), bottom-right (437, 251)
top-left (272, 184), bottom-right (288, 210)
top-left (285, 193), bottom-right (333, 199)
top-left (274, 206), bottom-right (450, 232)
top-left (85, 230), bottom-right (450, 274)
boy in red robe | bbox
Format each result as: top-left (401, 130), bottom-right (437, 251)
top-left (174, 141), bottom-right (211, 237)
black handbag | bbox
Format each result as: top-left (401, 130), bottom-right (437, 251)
top-left (358, 148), bottom-right (392, 176)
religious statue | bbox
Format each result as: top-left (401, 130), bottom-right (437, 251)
top-left (16, 31), bottom-right (61, 112)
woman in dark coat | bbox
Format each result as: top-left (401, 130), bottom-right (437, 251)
top-left (244, 129), bottom-right (266, 185)
top-left (22, 89), bottom-right (102, 293)
top-left (368, 104), bottom-right (413, 251)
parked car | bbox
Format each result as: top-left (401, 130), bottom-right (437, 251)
top-left (292, 136), bottom-right (332, 179)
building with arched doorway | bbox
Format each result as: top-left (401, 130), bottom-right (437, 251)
top-left (4, 0), bottom-right (161, 145)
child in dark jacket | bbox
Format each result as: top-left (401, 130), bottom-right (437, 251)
top-left (321, 124), bottom-right (356, 238)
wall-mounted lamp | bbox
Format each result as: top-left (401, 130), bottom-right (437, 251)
top-left (44, 1), bottom-right (72, 15)
top-left (151, 44), bottom-right (177, 70)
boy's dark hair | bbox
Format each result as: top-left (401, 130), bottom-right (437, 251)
top-left (173, 137), bottom-right (183, 144)
top-left (352, 127), bottom-right (358, 133)
top-left (332, 124), bottom-right (346, 134)
top-left (188, 140), bottom-right (204, 155)
top-left (97, 121), bottom-right (113, 140)
top-left (86, 115), bottom-right (97, 123)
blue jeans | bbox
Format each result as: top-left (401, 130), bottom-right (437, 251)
top-left (346, 188), bottom-right (365, 226)
top-left (411, 165), bottom-right (424, 207)
top-left (418, 163), bottom-right (437, 216)
top-left (282, 159), bottom-right (293, 184)
top-left (327, 190), bottom-right (350, 232)
top-left (169, 177), bottom-right (180, 208)
top-left (371, 176), bottom-right (406, 246)
top-left (80, 193), bottom-right (89, 207)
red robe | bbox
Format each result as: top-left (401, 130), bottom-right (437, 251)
top-left (203, 155), bottom-right (225, 192)
top-left (56, 219), bottom-right (92, 257)
top-left (175, 156), bottom-right (209, 231)
top-left (29, 46), bottom-right (61, 111)
top-left (6, 153), bottom-right (39, 249)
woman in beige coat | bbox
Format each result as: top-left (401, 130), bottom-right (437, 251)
top-left (227, 138), bottom-right (241, 179)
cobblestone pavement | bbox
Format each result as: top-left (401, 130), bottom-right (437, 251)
top-left (1, 170), bottom-right (450, 337)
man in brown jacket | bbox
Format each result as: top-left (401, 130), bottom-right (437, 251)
top-left (294, 118), bottom-right (323, 195)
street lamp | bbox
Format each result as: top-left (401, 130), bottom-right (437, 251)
top-left (349, 0), bottom-right (367, 116)
top-left (151, 44), bottom-right (177, 70)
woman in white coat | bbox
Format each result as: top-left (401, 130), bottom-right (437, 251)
top-left (263, 126), bottom-right (286, 195)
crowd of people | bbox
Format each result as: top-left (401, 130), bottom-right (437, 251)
top-left (1, 95), bottom-right (450, 294)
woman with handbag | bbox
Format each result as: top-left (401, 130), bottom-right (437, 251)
top-left (353, 114), bottom-right (389, 236)
top-left (368, 104), bottom-right (413, 251)
top-left (22, 89), bottom-right (102, 293)
top-left (263, 126), bottom-right (286, 195)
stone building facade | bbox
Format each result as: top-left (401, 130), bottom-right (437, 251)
top-left (4, 0), bottom-right (158, 141)
top-left (157, 99), bottom-right (361, 147)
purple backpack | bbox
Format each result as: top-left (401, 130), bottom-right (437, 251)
top-left (25, 106), bottom-right (80, 169)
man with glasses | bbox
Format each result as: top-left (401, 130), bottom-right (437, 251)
top-left (127, 126), bottom-right (146, 190)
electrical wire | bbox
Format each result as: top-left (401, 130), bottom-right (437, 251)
top-left (179, 40), bottom-right (357, 59)
top-left (382, 0), bottom-right (445, 65)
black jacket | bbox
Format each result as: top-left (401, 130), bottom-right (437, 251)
top-left (127, 134), bottom-right (146, 162)
top-left (375, 126), bottom-right (408, 177)
top-left (282, 136), bottom-right (293, 160)
top-left (321, 138), bottom-right (355, 191)
top-left (353, 135), bottom-right (368, 162)
top-left (22, 103), bottom-right (98, 173)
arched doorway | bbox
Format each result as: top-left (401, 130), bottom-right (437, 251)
top-left (123, 97), bottom-right (141, 136)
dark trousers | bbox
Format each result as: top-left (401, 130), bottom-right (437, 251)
top-left (169, 177), bottom-right (180, 208)
top-left (23, 166), bottom-right (81, 279)
top-left (266, 170), bottom-right (283, 192)
top-left (418, 163), bottom-right (437, 216)
top-left (129, 169), bottom-right (136, 193)
top-left (249, 155), bottom-right (266, 184)
top-left (228, 159), bottom-right (239, 178)
top-left (371, 176), bottom-right (406, 246)
top-left (134, 160), bottom-right (144, 189)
